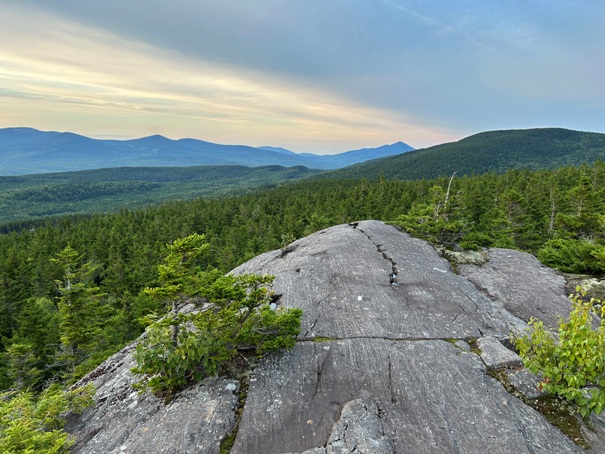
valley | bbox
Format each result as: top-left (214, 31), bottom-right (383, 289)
top-left (0, 127), bottom-right (604, 452)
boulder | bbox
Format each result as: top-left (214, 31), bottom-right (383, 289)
top-left (67, 220), bottom-right (600, 453)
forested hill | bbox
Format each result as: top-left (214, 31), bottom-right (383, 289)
top-left (0, 165), bottom-right (319, 225)
top-left (330, 128), bottom-right (605, 180)
top-left (0, 162), bottom-right (604, 405)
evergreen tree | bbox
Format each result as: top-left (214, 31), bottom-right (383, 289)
top-left (52, 246), bottom-right (113, 380)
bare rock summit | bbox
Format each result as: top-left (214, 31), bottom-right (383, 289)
top-left (66, 220), bottom-right (603, 453)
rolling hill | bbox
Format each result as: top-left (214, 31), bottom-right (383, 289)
top-left (0, 127), bottom-right (413, 175)
top-left (329, 128), bottom-right (605, 180)
top-left (0, 165), bottom-right (320, 225)
top-left (3, 127), bottom-right (605, 227)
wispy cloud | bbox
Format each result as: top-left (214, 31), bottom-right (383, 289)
top-left (378, 0), bottom-right (498, 54)
top-left (0, 3), bottom-right (455, 150)
top-left (1, 1), bottom-right (604, 149)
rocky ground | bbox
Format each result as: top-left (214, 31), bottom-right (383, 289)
top-left (66, 220), bottom-right (605, 453)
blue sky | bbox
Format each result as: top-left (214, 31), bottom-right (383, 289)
top-left (1, 0), bottom-right (604, 153)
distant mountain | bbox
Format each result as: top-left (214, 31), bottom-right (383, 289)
top-left (0, 128), bottom-right (413, 175)
top-left (328, 128), bottom-right (605, 180)
top-left (312, 142), bottom-right (414, 168)
top-left (257, 146), bottom-right (298, 155)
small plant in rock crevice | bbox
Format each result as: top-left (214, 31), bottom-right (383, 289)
top-left (514, 289), bottom-right (605, 419)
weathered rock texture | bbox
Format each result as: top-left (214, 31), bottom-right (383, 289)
top-left (67, 220), bottom-right (602, 453)
top-left (64, 334), bottom-right (239, 454)
top-left (457, 247), bottom-right (573, 329)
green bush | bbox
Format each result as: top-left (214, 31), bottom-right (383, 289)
top-left (131, 234), bottom-right (302, 398)
top-left (0, 383), bottom-right (95, 453)
top-left (538, 239), bottom-right (605, 274)
top-left (514, 291), bottom-right (605, 418)
top-left (132, 273), bottom-right (302, 398)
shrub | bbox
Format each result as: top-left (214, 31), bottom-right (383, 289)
top-left (537, 238), bottom-right (605, 274)
top-left (132, 234), bottom-right (302, 399)
top-left (0, 383), bottom-right (95, 453)
top-left (514, 290), bottom-right (605, 418)
top-left (133, 272), bottom-right (301, 398)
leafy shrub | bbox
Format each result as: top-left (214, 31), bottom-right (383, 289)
top-left (514, 291), bottom-right (605, 418)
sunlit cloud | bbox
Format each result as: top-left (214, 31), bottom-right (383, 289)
top-left (2, 1), bottom-right (602, 150)
top-left (0, 4), bottom-right (453, 152)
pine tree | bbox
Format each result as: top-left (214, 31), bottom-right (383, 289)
top-left (52, 246), bottom-right (112, 380)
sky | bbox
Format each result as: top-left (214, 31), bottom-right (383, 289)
top-left (1, 1), bottom-right (604, 154)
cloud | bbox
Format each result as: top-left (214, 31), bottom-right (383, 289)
top-left (0, 3), bottom-right (457, 151)
top-left (1, 0), bottom-right (604, 149)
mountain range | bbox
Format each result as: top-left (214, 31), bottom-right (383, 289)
top-left (3, 126), bottom-right (605, 226)
top-left (0, 127), bottom-right (414, 176)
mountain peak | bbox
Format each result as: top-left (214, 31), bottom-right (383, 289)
top-left (0, 127), bottom-right (414, 175)
top-left (135, 134), bottom-right (172, 142)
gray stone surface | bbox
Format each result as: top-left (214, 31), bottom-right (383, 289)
top-left (67, 220), bottom-right (603, 453)
top-left (325, 399), bottom-right (393, 454)
top-left (585, 412), bottom-right (605, 452)
top-left (284, 449), bottom-right (326, 454)
top-left (231, 222), bottom-right (593, 453)
top-left (233, 221), bottom-right (527, 340)
top-left (64, 338), bottom-right (238, 454)
top-left (507, 369), bottom-right (545, 400)
top-left (232, 339), bottom-right (581, 454)
top-left (282, 399), bottom-right (395, 454)
top-left (454, 339), bottom-right (471, 352)
top-left (477, 336), bottom-right (523, 369)
top-left (458, 248), bottom-right (573, 329)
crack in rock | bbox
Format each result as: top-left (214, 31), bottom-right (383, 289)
top-left (355, 225), bottom-right (399, 286)
top-left (387, 354), bottom-right (396, 404)
top-left (312, 347), bottom-right (332, 399)
top-left (466, 279), bottom-right (499, 302)
top-left (303, 275), bottom-right (337, 338)
top-left (301, 335), bottom-right (478, 343)
top-left (281, 242), bottom-right (300, 258)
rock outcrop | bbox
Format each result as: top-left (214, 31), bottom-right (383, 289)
top-left (66, 220), bottom-right (603, 453)
top-left (64, 341), bottom-right (239, 454)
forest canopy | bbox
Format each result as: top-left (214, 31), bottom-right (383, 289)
top-left (0, 161), bottom-right (604, 394)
